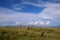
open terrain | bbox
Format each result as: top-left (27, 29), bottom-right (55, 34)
top-left (0, 27), bottom-right (60, 40)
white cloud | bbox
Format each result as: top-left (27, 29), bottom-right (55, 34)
top-left (11, 4), bottom-right (25, 10)
top-left (39, 21), bottom-right (44, 25)
top-left (16, 22), bottom-right (21, 25)
top-left (21, 0), bottom-right (47, 7)
top-left (34, 21), bottom-right (39, 25)
top-left (26, 21), bottom-right (50, 26)
top-left (38, 3), bottom-right (60, 19)
top-left (45, 21), bottom-right (50, 25)
top-left (34, 21), bottom-right (45, 25)
top-left (0, 7), bottom-right (38, 24)
top-left (20, 0), bottom-right (60, 7)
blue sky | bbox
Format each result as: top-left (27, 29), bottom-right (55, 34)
top-left (0, 0), bottom-right (60, 27)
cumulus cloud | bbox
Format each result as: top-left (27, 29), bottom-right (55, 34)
top-left (26, 21), bottom-right (50, 26)
top-left (45, 21), bottom-right (50, 25)
top-left (27, 21), bottom-right (43, 25)
top-left (16, 22), bottom-right (21, 25)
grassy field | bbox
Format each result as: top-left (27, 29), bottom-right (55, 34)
top-left (0, 27), bottom-right (60, 40)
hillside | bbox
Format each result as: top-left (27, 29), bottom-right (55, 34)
top-left (0, 27), bottom-right (60, 40)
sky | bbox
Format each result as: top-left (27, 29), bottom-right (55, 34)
top-left (0, 0), bottom-right (60, 27)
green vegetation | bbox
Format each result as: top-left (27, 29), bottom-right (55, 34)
top-left (0, 27), bottom-right (60, 40)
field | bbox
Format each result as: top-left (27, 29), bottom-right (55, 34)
top-left (0, 27), bottom-right (60, 40)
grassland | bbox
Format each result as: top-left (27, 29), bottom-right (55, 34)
top-left (0, 27), bottom-right (60, 40)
